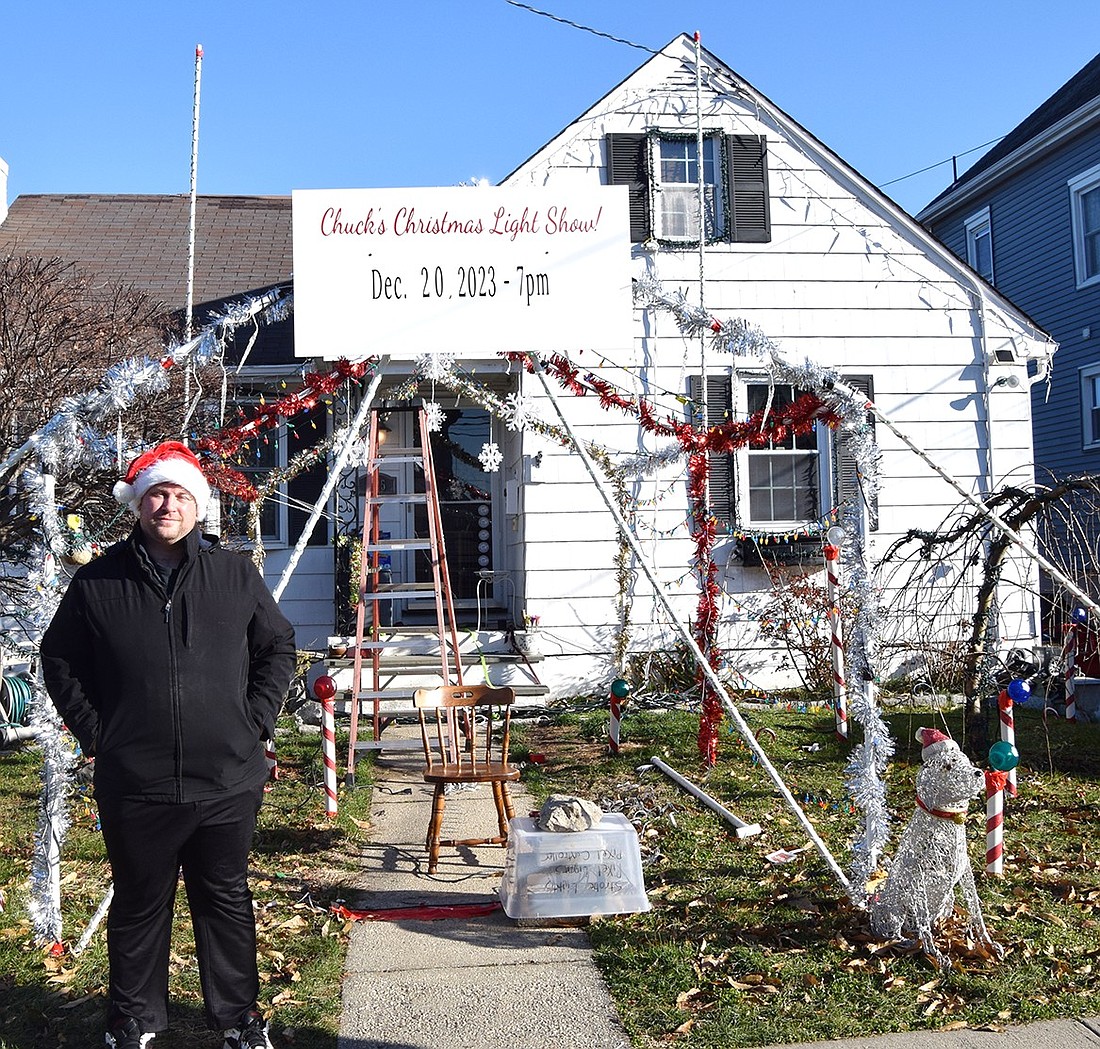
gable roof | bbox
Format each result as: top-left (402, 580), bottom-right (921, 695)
top-left (919, 51), bottom-right (1100, 221)
top-left (0, 193), bottom-right (291, 307)
top-left (505, 33), bottom-right (1051, 347)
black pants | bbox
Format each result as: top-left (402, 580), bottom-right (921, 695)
top-left (97, 784), bottom-right (265, 1032)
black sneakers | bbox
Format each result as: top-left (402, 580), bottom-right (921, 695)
top-left (222, 1008), bottom-right (273, 1049)
top-left (104, 1013), bottom-right (155, 1048)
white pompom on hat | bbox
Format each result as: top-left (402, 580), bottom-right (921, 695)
top-left (915, 726), bottom-right (956, 761)
top-left (113, 441), bottom-right (211, 520)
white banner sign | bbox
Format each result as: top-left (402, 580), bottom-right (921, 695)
top-left (291, 186), bottom-right (632, 359)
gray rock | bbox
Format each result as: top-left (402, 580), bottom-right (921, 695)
top-left (538, 794), bottom-right (603, 832)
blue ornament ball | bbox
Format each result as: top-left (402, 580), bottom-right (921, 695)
top-left (988, 740), bottom-right (1020, 772)
top-left (610, 678), bottom-right (631, 699)
top-left (1072, 606), bottom-right (1089, 625)
top-left (1007, 678), bottom-right (1031, 703)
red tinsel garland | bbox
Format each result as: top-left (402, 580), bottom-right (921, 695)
top-left (194, 358), bottom-right (375, 498)
top-left (510, 350), bottom-right (836, 763)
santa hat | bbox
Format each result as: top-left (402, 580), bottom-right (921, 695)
top-left (113, 441), bottom-right (211, 520)
top-left (915, 726), bottom-right (956, 761)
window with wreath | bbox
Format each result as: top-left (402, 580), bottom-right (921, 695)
top-left (689, 373), bottom-right (876, 539)
top-left (607, 131), bottom-right (770, 245)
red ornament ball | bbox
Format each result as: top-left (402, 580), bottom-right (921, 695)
top-left (312, 674), bottom-right (337, 701)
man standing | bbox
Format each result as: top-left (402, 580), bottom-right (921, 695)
top-left (41, 441), bottom-right (296, 1049)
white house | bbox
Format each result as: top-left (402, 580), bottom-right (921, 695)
top-left (0, 35), bottom-right (1054, 700)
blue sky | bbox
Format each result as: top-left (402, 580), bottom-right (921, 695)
top-left (2, 1), bottom-right (1098, 217)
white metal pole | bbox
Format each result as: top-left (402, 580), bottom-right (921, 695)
top-left (186, 44), bottom-right (203, 345)
top-left (272, 360), bottom-right (388, 602)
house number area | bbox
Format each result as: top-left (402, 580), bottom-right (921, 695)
top-left (367, 265), bottom-right (550, 305)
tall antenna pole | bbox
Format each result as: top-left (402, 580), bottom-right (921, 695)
top-left (183, 44), bottom-right (203, 436)
top-left (186, 44), bottom-right (203, 345)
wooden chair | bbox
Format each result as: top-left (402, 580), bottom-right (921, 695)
top-left (413, 685), bottom-right (520, 874)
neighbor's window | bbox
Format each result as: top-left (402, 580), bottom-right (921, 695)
top-left (964, 207), bottom-right (994, 282)
top-left (1070, 164), bottom-right (1100, 288)
top-left (1082, 362), bottom-right (1100, 450)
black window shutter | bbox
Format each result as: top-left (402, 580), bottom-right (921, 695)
top-left (834, 375), bottom-right (878, 531)
top-left (726, 135), bottom-right (771, 244)
top-left (606, 133), bottom-right (650, 243)
top-left (688, 374), bottom-right (734, 526)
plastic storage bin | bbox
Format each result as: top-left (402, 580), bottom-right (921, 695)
top-left (499, 813), bottom-right (650, 919)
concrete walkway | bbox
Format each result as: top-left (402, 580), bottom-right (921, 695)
top-left (337, 732), bottom-right (630, 1049)
top-left (337, 730), bottom-right (1099, 1049)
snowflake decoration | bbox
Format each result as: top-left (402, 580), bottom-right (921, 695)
top-left (503, 391), bottom-right (536, 432)
top-left (416, 352), bottom-right (456, 382)
top-left (423, 400), bottom-right (445, 433)
top-left (478, 442), bottom-right (503, 473)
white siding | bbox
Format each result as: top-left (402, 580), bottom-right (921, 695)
top-left (495, 34), bottom-right (1047, 693)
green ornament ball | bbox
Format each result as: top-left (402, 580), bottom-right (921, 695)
top-left (988, 740), bottom-right (1019, 772)
top-left (611, 678), bottom-right (631, 699)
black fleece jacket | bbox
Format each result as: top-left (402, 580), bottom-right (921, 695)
top-left (41, 525), bottom-right (296, 802)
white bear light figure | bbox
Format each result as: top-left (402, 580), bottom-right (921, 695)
top-left (868, 727), bottom-right (1003, 968)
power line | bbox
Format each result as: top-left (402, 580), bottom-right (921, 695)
top-left (504, 0), bottom-right (1007, 202)
top-left (503, 0), bottom-right (658, 54)
top-left (879, 135), bottom-right (1004, 188)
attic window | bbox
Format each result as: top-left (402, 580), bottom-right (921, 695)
top-left (607, 132), bottom-right (771, 246)
top-left (652, 134), bottom-right (725, 242)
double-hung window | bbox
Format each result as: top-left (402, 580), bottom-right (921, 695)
top-left (608, 131), bottom-right (770, 245)
top-left (221, 399), bottom-right (329, 547)
top-left (744, 383), bottom-right (821, 524)
top-left (1082, 362), bottom-right (1100, 450)
top-left (1070, 164), bottom-right (1100, 288)
top-left (690, 374), bottom-right (876, 539)
top-left (652, 134), bottom-right (725, 242)
top-left (964, 207), bottom-right (994, 282)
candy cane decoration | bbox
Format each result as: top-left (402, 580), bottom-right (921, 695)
top-left (264, 738), bottom-right (279, 782)
top-left (313, 674), bottom-right (339, 817)
top-left (321, 698), bottom-right (338, 817)
top-left (984, 770), bottom-right (1009, 875)
top-left (822, 541), bottom-right (848, 741)
top-left (1063, 621), bottom-right (1078, 724)
top-left (996, 690), bottom-right (1017, 798)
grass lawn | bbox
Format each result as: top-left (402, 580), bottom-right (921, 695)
top-left (515, 701), bottom-right (1100, 1047)
top-left (0, 720), bottom-right (372, 1049)
top-left (2, 697), bottom-right (1098, 1048)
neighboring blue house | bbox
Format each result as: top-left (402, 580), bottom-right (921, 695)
top-left (918, 52), bottom-right (1100, 670)
top-left (918, 52), bottom-right (1100, 483)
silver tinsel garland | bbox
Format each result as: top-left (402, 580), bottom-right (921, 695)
top-left (14, 285), bottom-right (294, 945)
top-left (26, 681), bottom-right (75, 946)
top-left (633, 272), bottom-right (893, 898)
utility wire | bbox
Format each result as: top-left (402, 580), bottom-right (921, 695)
top-left (878, 135), bottom-right (1005, 189)
top-left (505, 0), bottom-right (1009, 202)
top-left (504, 0), bottom-right (658, 53)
